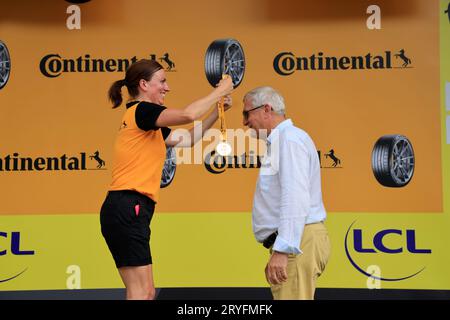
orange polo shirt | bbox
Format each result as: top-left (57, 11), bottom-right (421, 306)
top-left (109, 101), bottom-right (171, 203)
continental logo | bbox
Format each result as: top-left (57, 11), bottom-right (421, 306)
top-left (319, 149), bottom-right (342, 168)
top-left (204, 149), bottom-right (341, 174)
top-left (0, 151), bottom-right (106, 171)
top-left (273, 50), bottom-right (413, 76)
top-left (204, 151), bottom-right (262, 174)
top-left (39, 53), bottom-right (177, 78)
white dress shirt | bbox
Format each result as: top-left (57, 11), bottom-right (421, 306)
top-left (252, 119), bottom-right (327, 254)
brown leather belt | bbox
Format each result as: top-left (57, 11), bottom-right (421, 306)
top-left (262, 222), bottom-right (324, 249)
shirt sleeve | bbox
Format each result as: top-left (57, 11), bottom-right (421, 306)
top-left (161, 127), bottom-right (172, 140)
top-left (135, 101), bottom-right (167, 131)
top-left (272, 137), bottom-right (311, 255)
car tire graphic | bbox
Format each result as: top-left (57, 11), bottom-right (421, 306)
top-left (371, 135), bottom-right (415, 187)
top-left (0, 41), bottom-right (11, 90)
top-left (205, 38), bottom-right (245, 89)
top-left (160, 147), bottom-right (176, 188)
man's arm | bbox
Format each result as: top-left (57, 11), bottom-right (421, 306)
top-left (165, 95), bottom-right (232, 147)
top-left (265, 137), bottom-right (311, 284)
top-left (273, 137), bottom-right (310, 254)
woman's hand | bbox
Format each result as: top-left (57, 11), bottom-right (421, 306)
top-left (215, 76), bottom-right (233, 97)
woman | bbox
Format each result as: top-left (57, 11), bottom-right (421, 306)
top-left (100, 59), bottom-right (233, 300)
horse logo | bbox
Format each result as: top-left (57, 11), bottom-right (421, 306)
top-left (324, 149), bottom-right (341, 167)
top-left (159, 53), bottom-right (176, 71)
top-left (394, 49), bottom-right (412, 68)
top-left (89, 151), bottom-right (105, 169)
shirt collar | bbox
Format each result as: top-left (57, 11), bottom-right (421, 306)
top-left (126, 101), bottom-right (140, 109)
top-left (267, 119), bottom-right (293, 144)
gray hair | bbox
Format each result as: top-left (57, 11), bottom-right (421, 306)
top-left (243, 86), bottom-right (285, 115)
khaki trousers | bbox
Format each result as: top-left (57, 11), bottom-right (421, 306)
top-left (270, 222), bottom-right (331, 300)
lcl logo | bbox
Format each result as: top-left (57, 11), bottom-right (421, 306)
top-left (352, 229), bottom-right (431, 254)
top-left (0, 232), bottom-right (35, 256)
top-left (0, 231), bottom-right (35, 283)
top-left (344, 221), bottom-right (432, 281)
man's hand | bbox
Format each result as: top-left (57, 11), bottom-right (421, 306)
top-left (265, 251), bottom-right (288, 285)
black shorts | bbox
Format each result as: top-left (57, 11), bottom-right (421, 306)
top-left (100, 190), bottom-right (155, 268)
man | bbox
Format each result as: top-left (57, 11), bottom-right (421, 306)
top-left (242, 86), bottom-right (331, 300)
